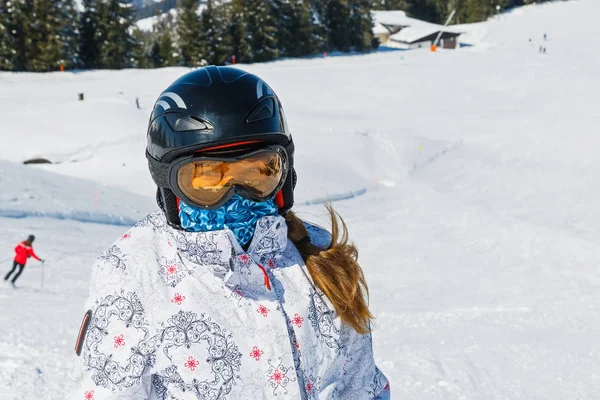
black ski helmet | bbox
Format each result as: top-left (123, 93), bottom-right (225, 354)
top-left (27, 235), bottom-right (35, 243)
top-left (146, 66), bottom-right (296, 227)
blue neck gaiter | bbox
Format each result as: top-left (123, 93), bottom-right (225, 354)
top-left (179, 194), bottom-right (279, 246)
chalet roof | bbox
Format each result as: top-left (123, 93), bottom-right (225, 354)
top-left (372, 10), bottom-right (462, 44)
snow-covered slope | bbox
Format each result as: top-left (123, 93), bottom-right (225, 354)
top-left (0, 161), bottom-right (154, 398)
top-left (0, 160), bottom-right (154, 225)
top-left (1, 0), bottom-right (600, 398)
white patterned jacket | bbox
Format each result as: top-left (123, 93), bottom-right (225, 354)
top-left (69, 211), bottom-right (390, 400)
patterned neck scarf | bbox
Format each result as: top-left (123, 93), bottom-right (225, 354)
top-left (179, 194), bottom-right (279, 246)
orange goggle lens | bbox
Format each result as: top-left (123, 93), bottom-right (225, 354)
top-left (176, 151), bottom-right (284, 207)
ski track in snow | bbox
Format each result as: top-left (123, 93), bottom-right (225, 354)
top-left (0, 209), bottom-right (138, 226)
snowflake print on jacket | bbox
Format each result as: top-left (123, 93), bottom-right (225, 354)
top-left (134, 211), bottom-right (169, 233)
top-left (225, 286), bottom-right (246, 308)
top-left (171, 293), bottom-right (186, 305)
top-left (84, 390), bottom-right (94, 400)
top-left (113, 334), bottom-right (125, 349)
top-left (257, 305), bottom-right (269, 317)
top-left (291, 314), bottom-right (304, 328)
top-left (305, 380), bottom-right (314, 394)
top-left (184, 356), bottom-right (200, 371)
top-left (368, 367), bottom-right (391, 400)
top-left (157, 310), bottom-right (242, 397)
top-left (171, 230), bottom-right (228, 271)
top-left (266, 358), bottom-right (297, 396)
top-left (249, 346), bottom-right (264, 361)
top-left (158, 256), bottom-right (187, 287)
top-left (248, 217), bottom-right (288, 257)
top-left (98, 245), bottom-right (127, 272)
top-left (82, 291), bottom-right (159, 391)
top-left (308, 289), bottom-right (342, 351)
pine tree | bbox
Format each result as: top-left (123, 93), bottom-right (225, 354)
top-left (348, 0), bottom-right (376, 52)
top-left (201, 0), bottom-right (217, 65)
top-left (177, 0), bottom-right (203, 66)
top-left (373, 0), bottom-right (409, 9)
top-left (274, 0), bottom-right (318, 58)
top-left (79, 0), bottom-right (102, 69)
top-left (325, 0), bottom-right (352, 52)
top-left (201, 0), bottom-right (231, 65)
top-left (406, 0), bottom-right (444, 24)
top-left (246, 0), bottom-right (279, 62)
top-left (7, 0), bottom-right (31, 71)
top-left (228, 0), bottom-right (251, 64)
top-left (34, 0), bottom-right (79, 71)
top-left (158, 30), bottom-right (176, 66)
top-left (58, 0), bottom-right (80, 69)
top-left (461, 0), bottom-right (493, 23)
top-left (16, 0), bottom-right (44, 71)
top-left (0, 0), bottom-right (17, 70)
top-left (150, 12), bottom-right (176, 67)
top-left (100, 0), bottom-right (136, 69)
top-left (131, 27), bottom-right (150, 68)
top-left (150, 40), bottom-right (163, 68)
top-left (309, 0), bottom-right (328, 53)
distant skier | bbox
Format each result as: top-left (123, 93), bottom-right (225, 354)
top-left (544, 33), bottom-right (547, 41)
top-left (4, 235), bottom-right (44, 287)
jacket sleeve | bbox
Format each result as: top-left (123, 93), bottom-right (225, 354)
top-left (67, 246), bottom-right (158, 399)
top-left (28, 247), bottom-right (41, 261)
top-left (333, 327), bottom-right (391, 400)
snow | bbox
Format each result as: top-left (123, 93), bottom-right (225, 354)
top-left (372, 10), bottom-right (409, 26)
top-left (0, 160), bottom-right (154, 225)
top-left (2, 0), bottom-right (600, 398)
top-left (373, 22), bottom-right (391, 35)
top-left (135, 8), bottom-right (178, 31)
top-left (135, 5), bottom-right (206, 32)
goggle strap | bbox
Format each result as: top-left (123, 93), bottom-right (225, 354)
top-left (147, 153), bottom-right (171, 188)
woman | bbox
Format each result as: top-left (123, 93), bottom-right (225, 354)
top-left (70, 67), bottom-right (389, 399)
top-left (4, 235), bottom-right (43, 287)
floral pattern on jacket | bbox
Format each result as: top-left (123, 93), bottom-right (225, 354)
top-left (68, 211), bottom-right (390, 399)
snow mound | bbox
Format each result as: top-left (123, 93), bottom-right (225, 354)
top-left (0, 160), bottom-right (155, 226)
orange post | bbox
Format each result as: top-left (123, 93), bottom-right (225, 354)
top-left (430, 45), bottom-right (437, 52)
top-left (60, 64), bottom-right (65, 72)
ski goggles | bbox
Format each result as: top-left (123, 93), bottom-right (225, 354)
top-left (168, 145), bottom-right (289, 209)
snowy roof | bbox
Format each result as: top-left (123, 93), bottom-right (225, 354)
top-left (372, 10), bottom-right (410, 27)
top-left (389, 25), bottom-right (461, 44)
top-left (373, 22), bottom-right (391, 35)
top-left (373, 10), bottom-right (462, 44)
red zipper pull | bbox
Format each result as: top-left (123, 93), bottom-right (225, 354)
top-left (258, 264), bottom-right (272, 291)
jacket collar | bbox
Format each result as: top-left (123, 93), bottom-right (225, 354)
top-left (168, 215), bottom-right (288, 293)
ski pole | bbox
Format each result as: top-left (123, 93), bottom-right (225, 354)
top-left (41, 261), bottom-right (45, 288)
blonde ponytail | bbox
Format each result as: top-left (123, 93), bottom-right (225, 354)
top-left (285, 206), bottom-right (373, 334)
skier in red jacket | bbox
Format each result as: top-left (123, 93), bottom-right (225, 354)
top-left (4, 235), bottom-right (43, 287)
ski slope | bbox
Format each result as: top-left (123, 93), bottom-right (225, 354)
top-left (1, 0), bottom-right (599, 398)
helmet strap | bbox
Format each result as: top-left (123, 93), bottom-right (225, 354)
top-left (157, 187), bottom-right (182, 228)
